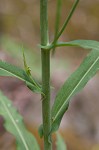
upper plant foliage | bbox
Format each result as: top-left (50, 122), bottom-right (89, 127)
top-left (41, 40), bottom-right (99, 50)
top-left (50, 40), bottom-right (99, 133)
top-left (52, 0), bottom-right (79, 46)
top-left (53, 40), bottom-right (99, 50)
top-left (0, 91), bottom-right (40, 150)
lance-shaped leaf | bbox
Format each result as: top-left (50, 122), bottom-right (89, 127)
top-left (40, 40), bottom-right (99, 50)
top-left (51, 49), bottom-right (99, 133)
top-left (54, 40), bottom-right (99, 50)
top-left (56, 132), bottom-right (67, 150)
top-left (0, 61), bottom-right (42, 94)
top-left (0, 91), bottom-right (40, 150)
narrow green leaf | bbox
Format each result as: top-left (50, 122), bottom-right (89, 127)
top-left (51, 49), bottom-right (99, 133)
top-left (40, 40), bottom-right (99, 50)
top-left (0, 61), bottom-right (42, 94)
top-left (23, 49), bottom-right (31, 76)
top-left (0, 91), bottom-right (40, 150)
top-left (54, 40), bottom-right (99, 50)
top-left (56, 132), bottom-right (67, 150)
top-left (22, 50), bottom-right (44, 95)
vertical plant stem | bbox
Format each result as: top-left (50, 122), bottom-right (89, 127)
top-left (40, 0), bottom-right (52, 150)
top-left (41, 50), bottom-right (51, 150)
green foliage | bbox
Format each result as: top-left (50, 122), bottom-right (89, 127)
top-left (23, 50), bottom-right (31, 76)
top-left (52, 0), bottom-right (62, 53)
top-left (0, 0), bottom-right (99, 149)
top-left (51, 44), bottom-right (99, 133)
top-left (52, 0), bottom-right (79, 44)
top-left (22, 50), bottom-right (44, 95)
top-left (56, 132), bottom-right (67, 150)
top-left (0, 61), bottom-right (42, 94)
top-left (53, 40), bottom-right (99, 50)
top-left (41, 40), bottom-right (99, 50)
top-left (54, 0), bottom-right (62, 40)
top-left (0, 91), bottom-right (40, 150)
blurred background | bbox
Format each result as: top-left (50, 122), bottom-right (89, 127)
top-left (0, 0), bottom-right (99, 149)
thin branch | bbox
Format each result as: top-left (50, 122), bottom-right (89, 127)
top-left (52, 0), bottom-right (79, 44)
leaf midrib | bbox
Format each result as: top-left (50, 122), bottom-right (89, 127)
top-left (52, 55), bottom-right (99, 122)
top-left (0, 99), bottom-right (29, 150)
top-left (0, 67), bottom-right (34, 86)
top-left (0, 67), bottom-right (25, 80)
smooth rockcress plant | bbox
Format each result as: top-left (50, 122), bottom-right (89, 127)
top-left (0, 0), bottom-right (99, 150)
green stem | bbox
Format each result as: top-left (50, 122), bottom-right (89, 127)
top-left (54, 0), bottom-right (62, 42)
top-left (40, 0), bottom-right (52, 150)
top-left (53, 0), bottom-right (79, 44)
top-left (52, 0), bottom-right (62, 54)
top-left (41, 50), bottom-right (51, 150)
